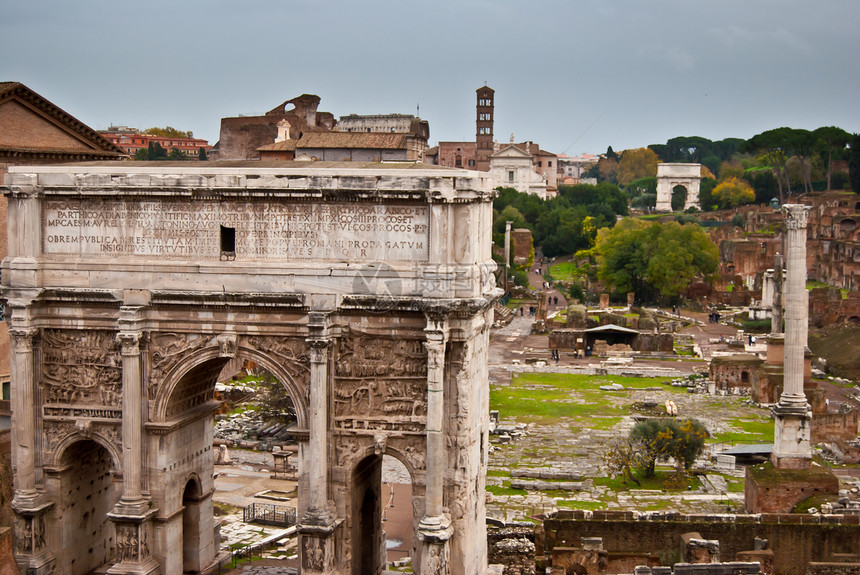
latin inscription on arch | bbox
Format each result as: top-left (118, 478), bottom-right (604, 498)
top-left (42, 199), bottom-right (430, 262)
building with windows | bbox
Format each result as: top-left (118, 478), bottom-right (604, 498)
top-left (99, 126), bottom-right (212, 158)
top-left (489, 143), bottom-right (549, 199)
top-left (258, 113), bottom-right (429, 162)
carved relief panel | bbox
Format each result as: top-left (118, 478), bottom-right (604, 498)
top-left (40, 329), bottom-right (122, 410)
top-left (333, 335), bottom-right (427, 432)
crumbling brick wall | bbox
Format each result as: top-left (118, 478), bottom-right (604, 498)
top-left (489, 525), bottom-right (536, 575)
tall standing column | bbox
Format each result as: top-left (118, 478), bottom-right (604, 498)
top-left (298, 312), bottom-right (335, 575)
top-left (108, 306), bottom-right (158, 575)
top-left (10, 326), bottom-right (38, 500)
top-left (117, 330), bottom-right (143, 504)
top-left (419, 315), bottom-right (452, 575)
top-left (305, 336), bottom-right (331, 520)
top-left (772, 204), bottom-right (812, 469)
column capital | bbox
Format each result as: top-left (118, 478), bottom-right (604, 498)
top-left (116, 331), bottom-right (142, 356)
top-left (9, 327), bottom-right (38, 352)
top-left (306, 337), bottom-right (332, 364)
top-left (783, 204), bottom-right (811, 230)
top-left (424, 312), bottom-right (449, 340)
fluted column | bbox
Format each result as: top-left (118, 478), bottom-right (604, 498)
top-left (117, 329), bottom-right (143, 504)
top-left (305, 336), bottom-right (331, 520)
top-left (772, 204), bottom-right (812, 469)
top-left (419, 315), bottom-right (452, 575)
top-left (10, 327), bottom-right (38, 499)
top-left (780, 205), bottom-right (810, 405)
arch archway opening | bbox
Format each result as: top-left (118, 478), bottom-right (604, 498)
top-left (352, 454), bottom-right (384, 575)
top-left (671, 185), bottom-right (688, 212)
top-left (182, 478), bottom-right (202, 572)
top-left (58, 439), bottom-right (117, 575)
top-left (159, 353), bottom-right (304, 570)
top-left (381, 454), bottom-right (414, 566)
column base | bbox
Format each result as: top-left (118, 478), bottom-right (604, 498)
top-left (16, 550), bottom-right (56, 575)
top-left (106, 556), bottom-right (160, 575)
top-left (297, 518), bottom-right (340, 575)
top-left (771, 401), bottom-right (812, 469)
top-left (12, 495), bottom-right (55, 572)
top-left (107, 502), bottom-right (159, 571)
top-left (419, 515), bottom-right (453, 575)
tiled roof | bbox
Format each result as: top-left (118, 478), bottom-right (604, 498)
top-left (0, 81), bottom-right (127, 157)
top-left (296, 132), bottom-right (408, 150)
top-left (257, 140), bottom-right (299, 152)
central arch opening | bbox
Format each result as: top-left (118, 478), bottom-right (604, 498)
top-left (58, 439), bottom-right (117, 575)
top-left (672, 184), bottom-right (688, 212)
top-left (159, 348), bottom-right (305, 573)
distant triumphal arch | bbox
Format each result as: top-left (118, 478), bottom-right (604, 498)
top-left (655, 162), bottom-right (702, 212)
top-left (3, 162), bottom-right (499, 575)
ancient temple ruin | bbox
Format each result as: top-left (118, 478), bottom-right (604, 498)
top-left (3, 162), bottom-right (499, 574)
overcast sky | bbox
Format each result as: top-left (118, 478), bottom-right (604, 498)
top-left (3, 0), bottom-right (859, 156)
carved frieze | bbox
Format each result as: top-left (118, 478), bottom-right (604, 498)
top-left (148, 333), bottom-right (210, 401)
top-left (336, 336), bottom-right (426, 379)
top-left (302, 535), bottom-right (326, 571)
top-left (245, 335), bottom-right (310, 387)
top-left (43, 420), bottom-right (121, 467)
top-left (333, 336), bottom-right (427, 431)
top-left (40, 329), bottom-right (121, 406)
top-left (13, 513), bottom-right (46, 555)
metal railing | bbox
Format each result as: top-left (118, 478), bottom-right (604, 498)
top-left (242, 502), bottom-right (296, 527)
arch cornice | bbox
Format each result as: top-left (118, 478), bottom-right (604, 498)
top-left (48, 430), bottom-right (123, 474)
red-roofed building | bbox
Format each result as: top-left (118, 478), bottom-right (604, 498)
top-left (99, 126), bottom-right (212, 158)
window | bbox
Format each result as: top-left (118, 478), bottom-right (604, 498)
top-left (220, 225), bottom-right (236, 260)
top-left (508, 171), bottom-right (515, 182)
top-left (468, 159), bottom-right (475, 167)
top-left (455, 155), bottom-right (462, 167)
top-left (548, 161), bottom-right (552, 167)
top-left (538, 161), bottom-right (542, 167)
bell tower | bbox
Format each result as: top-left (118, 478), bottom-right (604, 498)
top-left (476, 85), bottom-right (494, 171)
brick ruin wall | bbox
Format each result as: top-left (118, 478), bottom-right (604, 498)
top-left (0, 429), bottom-right (10, 529)
top-left (540, 511), bottom-right (860, 575)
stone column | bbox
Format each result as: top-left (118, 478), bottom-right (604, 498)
top-left (771, 205), bottom-right (812, 469)
top-left (305, 336), bottom-right (331, 520)
top-left (298, 312), bottom-right (335, 575)
top-left (771, 253), bottom-right (784, 335)
top-left (419, 315), bottom-right (452, 575)
top-left (9, 327), bottom-right (38, 500)
top-left (9, 324), bottom-right (56, 575)
top-left (118, 331), bottom-right (144, 504)
top-left (108, 306), bottom-right (158, 575)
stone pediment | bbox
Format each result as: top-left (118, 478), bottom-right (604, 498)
top-left (491, 145), bottom-right (531, 159)
top-left (0, 82), bottom-right (125, 157)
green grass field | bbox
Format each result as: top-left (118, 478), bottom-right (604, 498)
top-left (548, 261), bottom-right (579, 281)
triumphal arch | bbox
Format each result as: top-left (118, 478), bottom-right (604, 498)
top-left (2, 161), bottom-right (499, 575)
top-left (655, 162), bottom-right (702, 212)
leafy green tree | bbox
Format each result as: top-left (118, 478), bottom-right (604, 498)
top-left (596, 219), bottom-right (719, 300)
top-left (148, 141), bottom-right (168, 160)
top-left (629, 418), bottom-right (709, 478)
top-left (712, 176), bottom-right (756, 208)
top-left (850, 133), bottom-right (860, 194)
top-left (167, 147), bottom-right (184, 161)
top-left (743, 127), bottom-right (796, 203)
top-left (698, 177), bottom-right (717, 211)
top-left (145, 126), bottom-right (193, 138)
top-left (133, 148), bottom-right (149, 161)
top-left (813, 126), bottom-right (850, 190)
top-left (617, 148), bottom-right (659, 186)
top-left (198, 147), bottom-right (208, 161)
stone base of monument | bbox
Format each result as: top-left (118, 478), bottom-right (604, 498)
top-left (744, 461), bottom-right (839, 513)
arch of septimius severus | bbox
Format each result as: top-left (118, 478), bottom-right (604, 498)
top-left (2, 162), bottom-right (499, 575)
